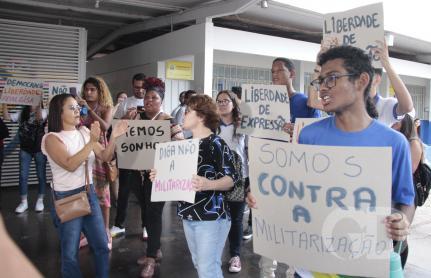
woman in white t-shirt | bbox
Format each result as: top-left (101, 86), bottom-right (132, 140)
top-left (41, 94), bottom-right (128, 278)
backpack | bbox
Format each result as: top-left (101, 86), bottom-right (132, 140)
top-left (225, 151), bottom-right (245, 202)
top-left (413, 161), bottom-right (431, 206)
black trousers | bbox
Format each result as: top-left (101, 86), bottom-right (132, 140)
top-left (228, 201), bottom-right (246, 257)
top-left (142, 173), bottom-right (165, 258)
top-left (114, 169), bottom-right (146, 228)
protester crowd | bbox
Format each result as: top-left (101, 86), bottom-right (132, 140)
top-left (0, 40), bottom-right (425, 278)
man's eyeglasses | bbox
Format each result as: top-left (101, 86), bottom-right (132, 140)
top-left (216, 99), bottom-right (232, 105)
top-left (67, 105), bottom-right (81, 112)
top-left (310, 73), bottom-right (357, 91)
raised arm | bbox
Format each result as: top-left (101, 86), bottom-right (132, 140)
top-left (45, 128), bottom-right (98, 172)
top-left (373, 40), bottom-right (414, 116)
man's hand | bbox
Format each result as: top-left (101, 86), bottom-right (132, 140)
top-left (124, 107), bottom-right (138, 119)
top-left (283, 122), bottom-right (294, 135)
top-left (384, 212), bottom-right (410, 241)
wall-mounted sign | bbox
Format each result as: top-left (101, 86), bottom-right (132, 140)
top-left (166, 60), bottom-right (193, 80)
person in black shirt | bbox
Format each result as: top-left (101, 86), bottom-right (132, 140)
top-left (151, 94), bottom-right (238, 278)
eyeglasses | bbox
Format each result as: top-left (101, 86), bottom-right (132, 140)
top-left (310, 73), bottom-right (357, 91)
top-left (67, 105), bottom-right (81, 112)
top-left (216, 99), bottom-right (232, 105)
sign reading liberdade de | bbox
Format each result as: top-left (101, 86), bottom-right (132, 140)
top-left (323, 3), bottom-right (384, 67)
top-left (249, 137), bottom-right (392, 277)
top-left (239, 84), bottom-right (290, 141)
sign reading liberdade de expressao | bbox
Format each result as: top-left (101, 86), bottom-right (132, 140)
top-left (0, 77), bottom-right (43, 106)
top-left (238, 84), bottom-right (290, 142)
top-left (249, 137), bottom-right (392, 277)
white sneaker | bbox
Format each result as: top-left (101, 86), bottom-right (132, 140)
top-left (35, 198), bottom-right (44, 212)
top-left (229, 256), bottom-right (242, 273)
top-left (15, 201), bottom-right (28, 214)
top-left (110, 225), bottom-right (126, 237)
top-left (143, 227), bottom-right (148, 240)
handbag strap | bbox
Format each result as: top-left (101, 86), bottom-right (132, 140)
top-left (79, 129), bottom-right (90, 193)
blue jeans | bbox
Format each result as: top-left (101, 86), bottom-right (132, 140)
top-left (19, 150), bottom-right (47, 196)
top-left (183, 218), bottom-right (231, 278)
top-left (51, 185), bottom-right (109, 278)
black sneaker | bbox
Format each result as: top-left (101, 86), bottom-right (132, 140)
top-left (243, 225), bottom-right (252, 240)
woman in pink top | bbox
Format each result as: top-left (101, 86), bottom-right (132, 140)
top-left (42, 94), bottom-right (127, 278)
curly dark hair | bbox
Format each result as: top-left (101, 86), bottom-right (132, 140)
top-left (187, 94), bottom-right (220, 132)
top-left (216, 90), bottom-right (241, 138)
top-left (318, 45), bottom-right (378, 119)
top-left (144, 77), bottom-right (165, 100)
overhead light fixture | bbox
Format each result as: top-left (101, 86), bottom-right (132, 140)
top-left (261, 0), bottom-right (268, 8)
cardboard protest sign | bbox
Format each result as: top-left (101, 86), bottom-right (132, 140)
top-left (249, 137), bottom-right (392, 277)
top-left (0, 77), bottom-right (43, 106)
top-left (115, 120), bottom-right (171, 170)
top-left (323, 3), bottom-right (384, 67)
top-left (48, 83), bottom-right (81, 105)
top-left (239, 84), bottom-right (290, 141)
top-left (151, 139), bottom-right (199, 203)
top-left (292, 118), bottom-right (323, 144)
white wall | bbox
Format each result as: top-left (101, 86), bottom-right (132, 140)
top-left (87, 22), bottom-right (214, 113)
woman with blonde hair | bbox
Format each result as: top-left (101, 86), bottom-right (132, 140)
top-left (78, 76), bottom-right (114, 248)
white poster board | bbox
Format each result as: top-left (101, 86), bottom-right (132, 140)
top-left (323, 3), bottom-right (384, 67)
top-left (292, 118), bottom-right (323, 144)
top-left (249, 137), bottom-right (392, 277)
top-left (48, 83), bottom-right (81, 104)
top-left (239, 84), bottom-right (290, 141)
top-left (115, 120), bottom-right (171, 170)
top-left (0, 77), bottom-right (43, 106)
top-left (151, 139), bottom-right (199, 203)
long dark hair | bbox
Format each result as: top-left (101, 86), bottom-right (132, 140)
top-left (399, 114), bottom-right (418, 141)
top-left (19, 106), bottom-right (31, 124)
top-left (216, 90), bottom-right (241, 138)
top-left (48, 94), bottom-right (74, 132)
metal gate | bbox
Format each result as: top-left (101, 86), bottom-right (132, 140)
top-left (0, 18), bottom-right (87, 187)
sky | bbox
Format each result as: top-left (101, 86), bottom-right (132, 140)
top-left (274, 0), bottom-right (431, 43)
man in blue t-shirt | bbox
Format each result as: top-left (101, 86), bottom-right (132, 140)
top-left (297, 46), bottom-right (414, 276)
top-left (248, 46), bottom-right (415, 277)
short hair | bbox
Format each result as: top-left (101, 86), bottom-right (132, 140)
top-left (48, 94), bottom-right (74, 132)
top-left (373, 68), bottom-right (383, 76)
top-left (132, 73), bottom-right (146, 83)
top-left (144, 77), bottom-right (165, 100)
top-left (82, 76), bottom-right (113, 107)
top-left (273, 57), bottom-right (295, 71)
top-left (318, 46), bottom-right (378, 118)
top-left (187, 94), bottom-right (220, 132)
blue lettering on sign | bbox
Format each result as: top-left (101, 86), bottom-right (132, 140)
top-left (257, 172), bottom-right (376, 212)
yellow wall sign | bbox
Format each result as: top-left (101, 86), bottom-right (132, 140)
top-left (166, 60), bottom-right (193, 80)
